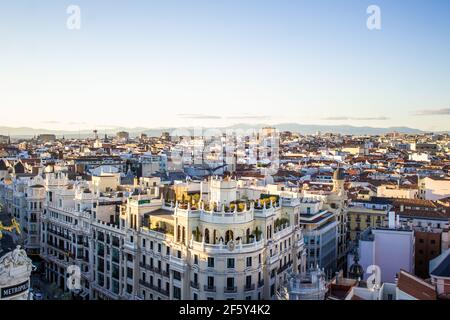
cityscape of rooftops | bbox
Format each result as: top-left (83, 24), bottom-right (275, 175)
top-left (0, 0), bottom-right (449, 309)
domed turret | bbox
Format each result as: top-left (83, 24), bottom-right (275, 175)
top-left (348, 250), bottom-right (364, 280)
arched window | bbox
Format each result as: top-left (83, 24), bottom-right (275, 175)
top-left (205, 228), bottom-right (210, 244)
top-left (225, 230), bottom-right (234, 243)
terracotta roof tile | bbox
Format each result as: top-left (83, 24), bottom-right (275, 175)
top-left (397, 270), bottom-right (437, 300)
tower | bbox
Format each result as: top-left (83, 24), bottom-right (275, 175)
top-left (332, 166), bottom-right (345, 193)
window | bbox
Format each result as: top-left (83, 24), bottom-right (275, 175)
top-left (246, 275), bottom-right (252, 288)
top-left (193, 273), bottom-right (198, 284)
top-left (193, 293), bottom-right (198, 300)
top-left (207, 276), bottom-right (214, 288)
top-left (166, 247), bottom-right (170, 256)
top-left (158, 243), bottom-right (161, 253)
top-left (194, 254), bottom-right (199, 265)
top-left (173, 286), bottom-right (181, 299)
top-left (226, 277), bottom-right (234, 290)
top-left (227, 258), bottom-right (235, 269)
top-left (127, 267), bottom-right (133, 279)
top-left (246, 257), bottom-right (252, 267)
top-left (207, 257), bottom-right (214, 268)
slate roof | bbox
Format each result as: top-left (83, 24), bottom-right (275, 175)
top-left (431, 254), bottom-right (450, 278)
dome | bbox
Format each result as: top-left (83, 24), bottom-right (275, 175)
top-left (348, 251), bottom-right (364, 280)
top-left (333, 167), bottom-right (345, 181)
top-left (348, 262), bottom-right (364, 280)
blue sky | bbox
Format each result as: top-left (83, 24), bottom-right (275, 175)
top-left (1, 0), bottom-right (450, 131)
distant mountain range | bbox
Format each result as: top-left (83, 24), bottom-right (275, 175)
top-left (0, 123), bottom-right (442, 139)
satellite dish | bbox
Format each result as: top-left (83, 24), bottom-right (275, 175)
top-left (227, 240), bottom-right (235, 252)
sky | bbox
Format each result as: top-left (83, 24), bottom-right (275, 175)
top-left (1, 0), bottom-right (450, 131)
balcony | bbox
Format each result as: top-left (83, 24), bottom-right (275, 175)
top-left (204, 285), bottom-right (216, 292)
top-left (162, 270), bottom-right (170, 278)
top-left (244, 284), bottom-right (256, 292)
top-left (139, 280), bottom-right (169, 296)
top-left (224, 286), bottom-right (237, 294)
top-left (277, 263), bottom-right (291, 274)
top-left (273, 225), bottom-right (293, 241)
top-left (190, 238), bottom-right (265, 254)
top-left (139, 262), bottom-right (153, 271)
top-left (139, 279), bottom-right (152, 289)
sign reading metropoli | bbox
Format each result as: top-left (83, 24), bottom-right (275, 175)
top-left (0, 280), bottom-right (29, 299)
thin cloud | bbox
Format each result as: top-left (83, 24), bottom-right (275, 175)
top-left (226, 114), bottom-right (270, 120)
top-left (323, 116), bottom-right (389, 121)
top-left (177, 114), bottom-right (222, 120)
top-left (415, 108), bottom-right (450, 116)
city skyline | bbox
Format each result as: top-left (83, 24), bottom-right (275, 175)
top-left (1, 0), bottom-right (450, 131)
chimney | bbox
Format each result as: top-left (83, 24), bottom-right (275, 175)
top-left (388, 211), bottom-right (396, 229)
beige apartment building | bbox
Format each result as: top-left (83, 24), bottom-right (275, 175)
top-left (419, 176), bottom-right (450, 201)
